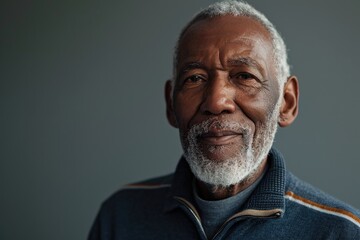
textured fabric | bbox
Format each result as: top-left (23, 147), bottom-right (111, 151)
top-left (194, 168), bottom-right (265, 239)
top-left (88, 148), bottom-right (360, 240)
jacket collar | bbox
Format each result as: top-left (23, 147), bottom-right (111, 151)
top-left (163, 156), bottom-right (195, 212)
top-left (163, 148), bottom-right (286, 216)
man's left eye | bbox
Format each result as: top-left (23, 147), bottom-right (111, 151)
top-left (233, 72), bottom-right (256, 80)
top-left (231, 72), bottom-right (263, 89)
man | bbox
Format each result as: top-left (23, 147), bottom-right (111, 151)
top-left (89, 1), bottom-right (360, 239)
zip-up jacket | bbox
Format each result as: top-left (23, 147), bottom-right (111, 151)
top-left (88, 148), bottom-right (360, 239)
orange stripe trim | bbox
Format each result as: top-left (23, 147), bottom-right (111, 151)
top-left (286, 191), bottom-right (360, 224)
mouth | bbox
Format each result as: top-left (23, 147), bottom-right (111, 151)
top-left (198, 130), bottom-right (242, 146)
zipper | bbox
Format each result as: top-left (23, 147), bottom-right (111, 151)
top-left (212, 209), bottom-right (283, 240)
top-left (174, 196), bottom-right (208, 240)
top-left (175, 196), bottom-right (282, 240)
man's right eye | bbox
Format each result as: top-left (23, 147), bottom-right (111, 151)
top-left (184, 75), bottom-right (206, 84)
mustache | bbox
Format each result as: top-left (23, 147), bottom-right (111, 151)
top-left (188, 119), bottom-right (251, 138)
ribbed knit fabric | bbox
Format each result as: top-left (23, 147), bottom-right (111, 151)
top-left (244, 148), bottom-right (286, 211)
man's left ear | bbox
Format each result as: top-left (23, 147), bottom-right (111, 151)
top-left (278, 76), bottom-right (299, 127)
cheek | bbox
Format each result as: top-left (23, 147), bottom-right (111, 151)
top-left (173, 91), bottom-right (201, 129)
top-left (236, 89), bottom-right (280, 124)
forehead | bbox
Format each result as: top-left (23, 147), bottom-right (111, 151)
top-left (177, 15), bottom-right (275, 74)
top-left (183, 14), bottom-right (272, 38)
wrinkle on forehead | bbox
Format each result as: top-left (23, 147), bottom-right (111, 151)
top-left (220, 37), bottom-right (272, 74)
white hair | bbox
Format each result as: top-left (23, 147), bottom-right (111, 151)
top-left (172, 0), bottom-right (290, 86)
top-left (183, 89), bottom-right (281, 187)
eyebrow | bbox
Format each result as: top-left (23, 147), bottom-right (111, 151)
top-left (180, 62), bottom-right (205, 73)
top-left (227, 57), bottom-right (264, 73)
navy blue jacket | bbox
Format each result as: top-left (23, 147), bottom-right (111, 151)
top-left (88, 148), bottom-right (360, 239)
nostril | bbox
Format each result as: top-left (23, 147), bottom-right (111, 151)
top-left (201, 96), bottom-right (236, 115)
top-left (204, 109), bottom-right (233, 116)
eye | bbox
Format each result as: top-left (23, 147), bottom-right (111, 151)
top-left (233, 72), bottom-right (257, 81)
top-left (231, 72), bottom-right (262, 89)
top-left (184, 74), bottom-right (206, 84)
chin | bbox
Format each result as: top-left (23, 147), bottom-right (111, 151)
top-left (184, 145), bottom-right (260, 187)
top-left (199, 144), bottom-right (244, 162)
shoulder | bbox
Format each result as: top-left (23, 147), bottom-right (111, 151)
top-left (88, 174), bottom-right (175, 239)
top-left (103, 174), bottom-right (173, 205)
top-left (285, 172), bottom-right (360, 236)
top-left (102, 173), bottom-right (173, 208)
top-left (122, 173), bottom-right (173, 189)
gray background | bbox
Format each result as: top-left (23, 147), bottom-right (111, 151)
top-left (1, 0), bottom-right (359, 239)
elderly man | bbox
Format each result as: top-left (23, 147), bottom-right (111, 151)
top-left (89, 1), bottom-right (360, 239)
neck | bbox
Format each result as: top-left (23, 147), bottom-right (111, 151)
top-left (195, 158), bottom-right (268, 200)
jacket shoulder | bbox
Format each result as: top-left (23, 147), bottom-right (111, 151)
top-left (285, 172), bottom-right (360, 234)
top-left (123, 173), bottom-right (174, 189)
top-left (95, 173), bottom-right (174, 225)
top-left (103, 173), bottom-right (173, 205)
top-left (88, 174), bottom-right (175, 239)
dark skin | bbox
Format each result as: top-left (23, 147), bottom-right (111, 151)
top-left (165, 15), bottom-right (299, 200)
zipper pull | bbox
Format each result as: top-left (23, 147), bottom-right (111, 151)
top-left (273, 211), bottom-right (282, 218)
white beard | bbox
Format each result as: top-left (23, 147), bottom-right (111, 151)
top-left (183, 100), bottom-right (281, 187)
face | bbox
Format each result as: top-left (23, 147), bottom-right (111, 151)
top-left (169, 15), bottom-right (282, 186)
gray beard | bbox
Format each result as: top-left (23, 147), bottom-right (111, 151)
top-left (183, 102), bottom-right (280, 187)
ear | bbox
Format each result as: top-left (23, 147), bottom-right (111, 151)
top-left (278, 76), bottom-right (299, 127)
top-left (165, 80), bottom-right (178, 128)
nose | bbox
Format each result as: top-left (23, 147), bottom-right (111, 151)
top-left (200, 75), bottom-right (236, 115)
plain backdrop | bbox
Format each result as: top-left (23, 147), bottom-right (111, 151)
top-left (1, 0), bottom-right (360, 239)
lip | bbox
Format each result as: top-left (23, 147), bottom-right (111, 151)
top-left (199, 131), bottom-right (242, 145)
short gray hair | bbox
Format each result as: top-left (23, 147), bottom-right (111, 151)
top-left (173, 0), bottom-right (290, 86)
